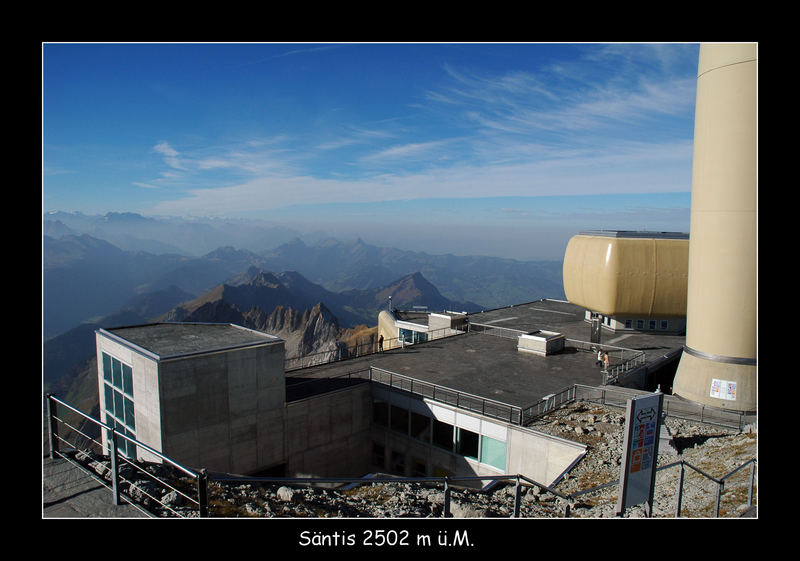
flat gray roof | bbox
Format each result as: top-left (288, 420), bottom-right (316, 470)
top-left (99, 323), bottom-right (282, 360)
top-left (579, 230), bottom-right (689, 239)
top-left (290, 300), bottom-right (685, 409)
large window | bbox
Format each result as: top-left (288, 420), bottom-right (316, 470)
top-left (373, 399), bottom-right (389, 427)
top-left (390, 405), bottom-right (409, 434)
top-left (399, 328), bottom-right (428, 344)
top-left (455, 427), bottom-right (479, 460)
top-left (480, 435), bottom-right (507, 470)
top-left (374, 399), bottom-right (508, 471)
top-left (102, 353), bottom-right (136, 458)
top-left (410, 412), bottom-right (431, 441)
top-left (432, 419), bottom-right (454, 451)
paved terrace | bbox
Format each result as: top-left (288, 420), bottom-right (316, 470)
top-left (289, 299), bottom-right (686, 409)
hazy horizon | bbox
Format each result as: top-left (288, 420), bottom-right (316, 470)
top-left (43, 42), bottom-right (698, 261)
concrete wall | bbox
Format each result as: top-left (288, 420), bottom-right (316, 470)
top-left (284, 383), bottom-right (373, 478)
top-left (517, 331), bottom-right (565, 356)
top-left (96, 332), bottom-right (163, 463)
top-left (369, 386), bottom-right (586, 488)
top-left (506, 426), bottom-right (586, 487)
top-left (156, 341), bottom-right (286, 474)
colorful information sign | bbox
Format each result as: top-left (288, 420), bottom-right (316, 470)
top-left (616, 392), bottom-right (664, 516)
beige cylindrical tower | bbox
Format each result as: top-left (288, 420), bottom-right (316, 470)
top-left (672, 43), bottom-right (757, 413)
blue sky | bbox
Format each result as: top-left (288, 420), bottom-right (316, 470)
top-left (42, 42), bottom-right (699, 260)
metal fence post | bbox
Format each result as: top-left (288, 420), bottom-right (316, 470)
top-left (747, 461), bottom-right (756, 507)
top-left (714, 481), bottom-right (724, 517)
top-left (46, 394), bottom-right (59, 460)
top-left (109, 431), bottom-right (121, 506)
top-left (675, 463), bottom-right (685, 518)
top-left (198, 469), bottom-right (209, 518)
top-left (443, 478), bottom-right (451, 518)
top-left (513, 476), bottom-right (521, 518)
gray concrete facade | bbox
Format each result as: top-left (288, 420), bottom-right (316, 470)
top-left (96, 323), bottom-right (286, 475)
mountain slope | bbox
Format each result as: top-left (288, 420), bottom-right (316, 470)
top-left (165, 268), bottom-right (477, 329)
top-left (261, 237), bottom-right (565, 308)
top-left (43, 234), bottom-right (265, 338)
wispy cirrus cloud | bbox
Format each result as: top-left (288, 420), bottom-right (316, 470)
top-left (143, 44), bottom-right (698, 217)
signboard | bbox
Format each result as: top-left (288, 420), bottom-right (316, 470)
top-left (710, 378), bottom-right (737, 401)
top-left (616, 392), bottom-right (664, 516)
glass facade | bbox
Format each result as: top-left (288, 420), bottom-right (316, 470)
top-left (374, 397), bottom-right (507, 474)
top-left (399, 328), bottom-right (428, 344)
top-left (102, 352), bottom-right (136, 458)
top-left (480, 435), bottom-right (507, 470)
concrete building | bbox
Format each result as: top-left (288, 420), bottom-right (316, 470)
top-left (96, 323), bottom-right (287, 475)
top-left (98, 295), bottom-right (690, 487)
top-left (563, 230), bottom-right (689, 339)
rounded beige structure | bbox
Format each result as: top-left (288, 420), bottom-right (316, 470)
top-left (563, 231), bottom-right (688, 318)
top-left (672, 44), bottom-right (757, 413)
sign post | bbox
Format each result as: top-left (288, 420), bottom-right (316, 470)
top-left (616, 391), bottom-right (664, 517)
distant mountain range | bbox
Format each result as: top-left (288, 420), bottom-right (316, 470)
top-left (43, 211), bottom-right (567, 410)
top-left (44, 212), bottom-right (564, 338)
top-left (42, 265), bottom-right (468, 413)
top-left (162, 267), bottom-right (478, 329)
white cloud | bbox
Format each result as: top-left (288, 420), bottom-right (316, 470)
top-left (153, 141), bottom-right (185, 170)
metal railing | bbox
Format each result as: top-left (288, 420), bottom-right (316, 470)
top-left (569, 457), bottom-right (757, 518)
top-left (520, 384), bottom-right (754, 431)
top-left (566, 338), bottom-right (647, 385)
top-left (207, 472), bottom-right (574, 518)
top-left (369, 366), bottom-right (525, 425)
top-left (45, 394), bottom-right (207, 518)
top-left (284, 325), bottom-right (466, 371)
top-left (44, 393), bottom-right (756, 518)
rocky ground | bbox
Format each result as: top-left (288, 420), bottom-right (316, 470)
top-left (70, 401), bottom-right (757, 519)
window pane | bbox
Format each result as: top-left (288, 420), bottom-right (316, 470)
top-left (112, 358), bottom-right (122, 389)
top-left (390, 405), bottom-right (408, 434)
top-left (480, 435), bottom-right (507, 470)
top-left (456, 428), bottom-right (479, 459)
top-left (372, 442), bottom-right (385, 469)
top-left (410, 412), bottom-right (430, 442)
top-left (124, 396), bottom-right (135, 431)
top-left (390, 450), bottom-right (405, 475)
top-left (104, 384), bottom-right (114, 415)
top-left (373, 399), bottom-right (388, 426)
top-left (122, 364), bottom-right (133, 396)
top-left (102, 353), bottom-right (112, 382)
top-left (114, 390), bottom-right (124, 422)
top-left (432, 420), bottom-right (453, 451)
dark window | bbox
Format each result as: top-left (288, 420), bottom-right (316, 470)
top-left (410, 412), bottom-right (430, 442)
top-left (432, 420), bottom-right (453, 451)
top-left (373, 399), bottom-right (389, 426)
top-left (372, 442), bottom-right (385, 469)
top-left (390, 405), bottom-right (409, 434)
top-left (390, 450), bottom-right (406, 475)
top-left (456, 428), bottom-right (479, 460)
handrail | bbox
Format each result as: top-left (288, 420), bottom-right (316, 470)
top-left (369, 366), bottom-right (524, 425)
top-left (285, 324), bottom-right (466, 371)
top-left (45, 394), bottom-right (206, 518)
top-left (45, 393), bottom-right (756, 518)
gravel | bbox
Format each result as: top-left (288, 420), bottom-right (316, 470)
top-left (70, 401), bottom-right (757, 518)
